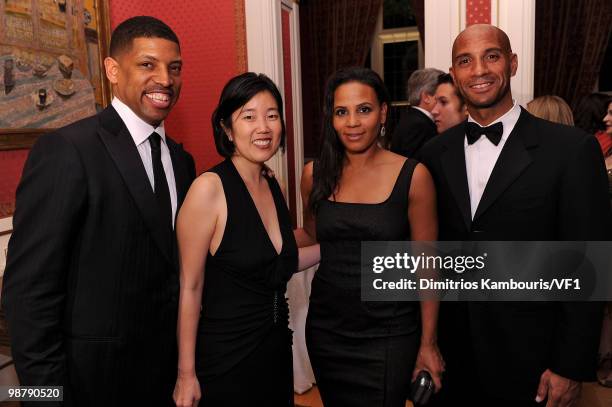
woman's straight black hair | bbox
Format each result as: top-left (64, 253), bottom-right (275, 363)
top-left (212, 72), bottom-right (286, 158)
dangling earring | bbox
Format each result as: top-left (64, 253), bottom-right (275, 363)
top-left (228, 134), bottom-right (233, 142)
top-left (379, 124), bottom-right (386, 139)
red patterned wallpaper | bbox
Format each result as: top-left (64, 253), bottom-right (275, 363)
top-left (109, 0), bottom-right (245, 173)
top-left (466, 0), bottom-right (492, 25)
top-left (0, 150), bottom-right (27, 217)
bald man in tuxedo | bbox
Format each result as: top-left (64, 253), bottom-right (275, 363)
top-left (419, 24), bottom-right (610, 407)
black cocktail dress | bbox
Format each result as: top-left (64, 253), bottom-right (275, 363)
top-left (196, 159), bottom-right (298, 406)
top-left (306, 158), bottom-right (421, 407)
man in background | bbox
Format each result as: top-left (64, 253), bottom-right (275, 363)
top-left (390, 67), bottom-right (443, 157)
top-left (2, 16), bottom-right (195, 406)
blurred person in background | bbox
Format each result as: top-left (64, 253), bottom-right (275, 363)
top-left (390, 68), bottom-right (444, 157)
top-left (597, 97), bottom-right (612, 389)
top-left (527, 95), bottom-right (574, 126)
top-left (431, 73), bottom-right (468, 133)
top-left (574, 93), bottom-right (612, 157)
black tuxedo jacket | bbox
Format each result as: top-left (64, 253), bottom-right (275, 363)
top-left (390, 106), bottom-right (437, 158)
top-left (419, 108), bottom-right (610, 402)
top-left (2, 106), bottom-right (195, 406)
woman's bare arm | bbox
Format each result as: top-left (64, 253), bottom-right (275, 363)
top-left (408, 163), bottom-right (444, 391)
top-left (294, 161), bottom-right (318, 247)
top-left (174, 173), bottom-right (222, 406)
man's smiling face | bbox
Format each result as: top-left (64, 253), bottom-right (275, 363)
top-left (450, 25), bottom-right (517, 115)
top-left (107, 37), bottom-right (183, 126)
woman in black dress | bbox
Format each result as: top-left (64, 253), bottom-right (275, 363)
top-left (173, 73), bottom-right (320, 407)
top-left (298, 67), bottom-right (444, 406)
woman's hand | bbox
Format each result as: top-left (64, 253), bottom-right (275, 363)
top-left (412, 342), bottom-right (445, 393)
top-left (174, 370), bottom-right (201, 407)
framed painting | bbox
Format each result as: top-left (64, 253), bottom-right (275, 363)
top-left (0, 0), bottom-right (112, 150)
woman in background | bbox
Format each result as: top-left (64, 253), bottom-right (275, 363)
top-left (597, 97), bottom-right (612, 168)
top-left (575, 93), bottom-right (612, 388)
top-left (173, 73), bottom-right (319, 407)
top-left (575, 93), bottom-right (612, 156)
top-left (597, 97), bottom-right (612, 388)
top-left (297, 67), bottom-right (444, 406)
top-left (574, 93), bottom-right (612, 197)
top-left (604, 99), bottom-right (612, 160)
top-left (527, 95), bottom-right (574, 126)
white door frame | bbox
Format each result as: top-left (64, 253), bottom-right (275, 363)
top-left (424, 0), bottom-right (465, 71)
top-left (244, 0), bottom-right (304, 225)
top-left (493, 0), bottom-right (535, 106)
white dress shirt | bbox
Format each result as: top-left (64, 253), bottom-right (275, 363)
top-left (464, 101), bottom-right (521, 219)
top-left (111, 98), bottom-right (178, 227)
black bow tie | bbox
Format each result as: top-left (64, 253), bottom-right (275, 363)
top-left (465, 121), bottom-right (504, 146)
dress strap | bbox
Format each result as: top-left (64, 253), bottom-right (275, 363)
top-left (204, 159), bottom-right (240, 251)
top-left (387, 158), bottom-right (418, 205)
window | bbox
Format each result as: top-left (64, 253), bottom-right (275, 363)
top-left (371, 0), bottom-right (423, 105)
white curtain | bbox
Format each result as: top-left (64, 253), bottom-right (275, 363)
top-left (288, 266), bottom-right (317, 394)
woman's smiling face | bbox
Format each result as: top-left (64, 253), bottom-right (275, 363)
top-left (225, 90), bottom-right (282, 164)
top-left (332, 81), bottom-right (387, 153)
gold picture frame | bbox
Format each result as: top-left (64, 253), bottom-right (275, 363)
top-left (0, 0), bottom-right (112, 151)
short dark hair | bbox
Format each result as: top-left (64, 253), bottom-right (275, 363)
top-left (436, 73), bottom-right (464, 106)
top-left (109, 16), bottom-right (180, 57)
top-left (211, 72), bottom-right (286, 158)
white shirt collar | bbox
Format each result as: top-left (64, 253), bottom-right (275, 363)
top-left (412, 105), bottom-right (434, 122)
top-left (111, 97), bottom-right (166, 146)
top-left (467, 100), bottom-right (521, 144)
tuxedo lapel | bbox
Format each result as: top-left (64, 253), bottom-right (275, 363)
top-left (97, 106), bottom-right (173, 265)
top-left (473, 109), bottom-right (538, 221)
top-left (440, 127), bottom-right (472, 230)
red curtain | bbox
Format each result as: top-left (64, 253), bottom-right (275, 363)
top-left (300, 0), bottom-right (383, 158)
top-left (534, 0), bottom-right (612, 108)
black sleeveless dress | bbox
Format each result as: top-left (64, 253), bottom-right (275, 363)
top-left (306, 158), bottom-right (420, 407)
top-left (196, 159), bottom-right (298, 406)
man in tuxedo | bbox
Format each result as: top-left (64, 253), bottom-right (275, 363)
top-left (2, 16), bottom-right (195, 406)
top-left (390, 68), bottom-right (443, 157)
top-left (419, 24), bottom-right (609, 406)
